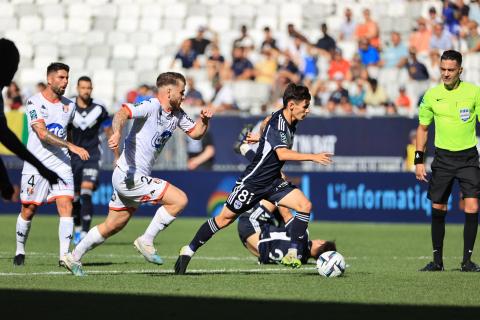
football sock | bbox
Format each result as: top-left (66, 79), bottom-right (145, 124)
top-left (72, 226), bottom-right (105, 261)
top-left (80, 189), bottom-right (93, 232)
top-left (463, 212), bottom-right (478, 263)
top-left (72, 195), bottom-right (81, 227)
top-left (188, 218), bottom-right (220, 252)
top-left (431, 208), bottom-right (446, 265)
top-left (59, 217), bottom-right (74, 258)
top-left (289, 212), bottom-right (310, 253)
top-left (140, 206), bottom-right (176, 245)
top-left (15, 214), bottom-right (31, 255)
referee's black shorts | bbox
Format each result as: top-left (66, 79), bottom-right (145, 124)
top-left (428, 146), bottom-right (480, 204)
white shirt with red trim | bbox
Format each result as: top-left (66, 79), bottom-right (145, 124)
top-left (117, 98), bottom-right (195, 176)
top-left (22, 92), bottom-right (76, 175)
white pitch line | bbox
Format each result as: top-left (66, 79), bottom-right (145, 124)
top-left (0, 267), bottom-right (318, 277)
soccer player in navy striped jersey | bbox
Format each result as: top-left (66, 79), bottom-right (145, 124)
top-left (175, 83), bottom-right (333, 274)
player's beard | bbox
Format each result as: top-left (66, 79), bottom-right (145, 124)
top-left (170, 97), bottom-right (182, 110)
top-left (52, 85), bottom-right (66, 96)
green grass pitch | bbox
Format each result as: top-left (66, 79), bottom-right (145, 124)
top-left (0, 214), bottom-right (479, 319)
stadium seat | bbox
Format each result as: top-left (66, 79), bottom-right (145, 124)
top-left (107, 31), bottom-right (128, 45)
top-left (188, 4), bottom-right (208, 16)
top-left (128, 32), bottom-right (151, 46)
top-left (163, 18), bottom-right (184, 31)
top-left (68, 17), bottom-right (91, 33)
top-left (0, 18), bottom-right (17, 32)
top-left (19, 15), bottom-right (42, 32)
top-left (209, 4), bottom-right (231, 17)
top-left (34, 56), bottom-right (55, 69)
top-left (139, 17), bottom-right (162, 32)
top-left (116, 17), bottom-right (139, 33)
top-left (140, 3), bottom-right (163, 18)
top-left (63, 56), bottom-right (85, 71)
top-left (36, 0), bottom-right (60, 4)
top-left (185, 16), bottom-right (209, 33)
top-left (116, 70), bottom-right (138, 85)
top-left (87, 57), bottom-right (109, 70)
top-left (92, 4), bottom-right (118, 18)
top-left (19, 68), bottom-right (44, 87)
top-left (30, 31), bottom-right (56, 45)
top-left (151, 29), bottom-right (174, 47)
top-left (255, 16), bottom-right (278, 31)
top-left (209, 16), bottom-right (231, 33)
top-left (5, 30), bottom-right (28, 45)
top-left (167, 3), bottom-right (187, 19)
top-left (132, 58), bottom-right (157, 72)
top-left (119, 4), bottom-right (141, 18)
top-left (112, 44), bottom-right (136, 60)
top-left (0, 3), bottom-right (15, 17)
top-left (87, 30), bottom-right (106, 45)
top-left (43, 17), bottom-right (66, 32)
top-left (36, 44), bottom-right (59, 58)
top-left (136, 44), bottom-right (160, 60)
top-left (68, 3), bottom-right (93, 19)
top-left (232, 4), bottom-right (255, 19)
top-left (280, 3), bottom-right (302, 20)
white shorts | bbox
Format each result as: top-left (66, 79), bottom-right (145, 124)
top-left (20, 173), bottom-right (74, 205)
top-left (109, 167), bottom-right (170, 211)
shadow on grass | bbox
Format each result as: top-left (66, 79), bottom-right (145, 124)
top-left (0, 289), bottom-right (477, 319)
top-left (82, 261), bottom-right (126, 267)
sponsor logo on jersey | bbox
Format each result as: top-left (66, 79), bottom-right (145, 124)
top-left (29, 110), bottom-right (38, 120)
top-left (460, 108), bottom-right (470, 122)
top-left (46, 123), bottom-right (65, 138)
top-left (280, 132), bottom-right (287, 144)
top-left (151, 131), bottom-right (172, 149)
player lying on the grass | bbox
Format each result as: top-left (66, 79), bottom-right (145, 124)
top-left (238, 200), bottom-right (336, 264)
top-left (0, 38), bottom-right (62, 201)
top-left (13, 62), bottom-right (90, 266)
top-left (175, 83), bottom-right (333, 274)
top-left (61, 72), bottom-right (213, 276)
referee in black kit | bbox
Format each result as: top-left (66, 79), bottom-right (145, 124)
top-left (415, 50), bottom-right (480, 272)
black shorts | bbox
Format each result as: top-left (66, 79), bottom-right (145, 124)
top-left (428, 147), bottom-right (480, 204)
top-left (72, 157), bottom-right (100, 192)
top-left (237, 214), bottom-right (258, 246)
top-left (225, 178), bottom-right (297, 215)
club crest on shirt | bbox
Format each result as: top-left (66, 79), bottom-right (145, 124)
top-left (29, 110), bottom-right (38, 120)
top-left (460, 108), bottom-right (470, 122)
top-left (234, 200), bottom-right (243, 210)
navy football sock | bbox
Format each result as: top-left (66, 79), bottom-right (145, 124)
top-left (80, 191), bottom-right (93, 232)
top-left (463, 212), bottom-right (478, 263)
top-left (289, 212), bottom-right (310, 251)
top-left (73, 197), bottom-right (81, 227)
top-left (188, 218), bottom-right (220, 252)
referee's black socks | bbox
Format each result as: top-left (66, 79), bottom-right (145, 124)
top-left (463, 212), bottom-right (478, 263)
top-left (431, 208), bottom-right (447, 265)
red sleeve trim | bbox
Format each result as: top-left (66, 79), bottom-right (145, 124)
top-left (122, 104), bottom-right (133, 119)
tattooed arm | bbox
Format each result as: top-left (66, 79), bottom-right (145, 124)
top-left (108, 106), bottom-right (130, 150)
top-left (32, 121), bottom-right (89, 160)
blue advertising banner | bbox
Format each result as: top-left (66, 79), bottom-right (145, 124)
top-left (208, 116), bottom-right (423, 165)
top-left (1, 169), bottom-right (463, 223)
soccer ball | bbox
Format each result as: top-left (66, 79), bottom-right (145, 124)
top-left (316, 251), bottom-right (346, 277)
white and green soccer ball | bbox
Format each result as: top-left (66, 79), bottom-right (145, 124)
top-left (316, 251), bottom-right (346, 278)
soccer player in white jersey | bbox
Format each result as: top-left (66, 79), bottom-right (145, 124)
top-left (61, 72), bottom-right (213, 276)
top-left (14, 63), bottom-right (90, 266)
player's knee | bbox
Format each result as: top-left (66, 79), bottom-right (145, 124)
top-left (298, 200), bottom-right (312, 213)
top-left (464, 202), bottom-right (478, 214)
top-left (432, 203), bottom-right (447, 211)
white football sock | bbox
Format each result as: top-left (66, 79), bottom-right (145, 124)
top-left (72, 226), bottom-right (105, 261)
top-left (59, 217), bottom-right (73, 259)
top-left (15, 215), bottom-right (31, 255)
top-left (140, 206), bottom-right (176, 245)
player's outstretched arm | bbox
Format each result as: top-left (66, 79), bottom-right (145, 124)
top-left (275, 147), bottom-right (333, 165)
top-left (32, 121), bottom-right (90, 160)
top-left (415, 124), bottom-right (429, 182)
top-left (108, 107), bottom-right (130, 150)
top-left (187, 107), bottom-right (213, 140)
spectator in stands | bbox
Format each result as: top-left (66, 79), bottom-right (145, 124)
top-left (469, 0), bottom-right (480, 25)
top-left (125, 90), bottom-right (137, 104)
top-left (409, 18), bottom-right (431, 58)
top-left (326, 74), bottom-right (352, 114)
top-left (208, 76), bottom-right (235, 113)
top-left (189, 26), bottom-right (212, 55)
top-left (395, 86), bottom-right (411, 110)
top-left (172, 39), bottom-right (199, 69)
top-left (311, 80), bottom-right (330, 108)
top-left (186, 131), bottom-right (215, 171)
top-left (465, 20), bottom-right (480, 52)
top-left (233, 25), bottom-right (254, 50)
top-left (134, 84), bottom-right (153, 104)
top-left (427, 6), bottom-right (443, 30)
top-left (315, 23), bottom-right (336, 55)
top-left (364, 78), bottom-right (388, 109)
top-left (339, 7), bottom-right (356, 41)
top-left (358, 38), bottom-right (380, 66)
top-left (406, 47), bottom-right (430, 107)
top-left (276, 51), bottom-right (301, 86)
top-left (254, 47), bottom-right (278, 86)
top-left (456, 0), bottom-right (470, 18)
top-left (287, 23), bottom-right (309, 44)
top-left (380, 32), bottom-right (408, 69)
top-left (349, 79), bottom-right (366, 113)
top-left (184, 77), bottom-right (205, 107)
top-left (206, 44), bottom-right (225, 80)
top-left (443, 0), bottom-right (461, 35)
top-left (260, 26), bottom-right (278, 52)
top-left (425, 50), bottom-right (441, 83)
top-left (302, 44), bottom-right (320, 85)
top-left (328, 48), bottom-right (351, 81)
top-left (349, 54), bottom-right (369, 81)
top-left (404, 129), bottom-right (416, 172)
top-left (430, 23), bottom-right (453, 51)
top-left (35, 82), bottom-right (46, 93)
top-left (355, 8), bottom-right (380, 48)
top-left (5, 81), bottom-right (23, 111)
top-left (231, 46), bottom-right (254, 80)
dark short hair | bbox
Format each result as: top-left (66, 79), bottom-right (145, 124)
top-left (47, 62), bottom-right (70, 75)
top-left (282, 83), bottom-right (311, 107)
top-left (0, 38), bottom-right (20, 87)
top-left (312, 240), bottom-right (337, 259)
top-left (77, 76), bottom-right (92, 85)
top-left (441, 50), bottom-right (462, 66)
top-left (156, 72), bottom-right (186, 88)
